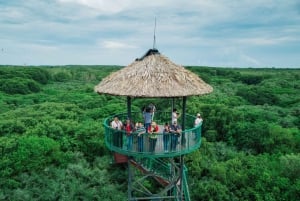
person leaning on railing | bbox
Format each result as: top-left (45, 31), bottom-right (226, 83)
top-left (148, 121), bottom-right (159, 153)
top-left (163, 122), bottom-right (171, 153)
top-left (170, 121), bottom-right (181, 151)
top-left (135, 122), bottom-right (146, 152)
top-left (194, 113), bottom-right (203, 140)
top-left (111, 116), bottom-right (123, 148)
top-left (124, 119), bottom-right (134, 151)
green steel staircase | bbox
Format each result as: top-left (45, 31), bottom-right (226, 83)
top-left (129, 157), bottom-right (191, 201)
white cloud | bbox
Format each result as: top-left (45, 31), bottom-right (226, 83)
top-left (0, 0), bottom-right (300, 67)
top-left (57, 0), bottom-right (136, 14)
top-left (237, 36), bottom-right (297, 46)
top-left (101, 41), bottom-right (137, 49)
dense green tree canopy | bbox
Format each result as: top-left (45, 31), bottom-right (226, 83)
top-left (0, 65), bottom-right (299, 200)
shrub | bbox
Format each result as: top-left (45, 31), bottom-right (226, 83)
top-left (53, 72), bottom-right (71, 82)
top-left (0, 78), bottom-right (41, 94)
top-left (236, 86), bottom-right (279, 105)
top-left (26, 68), bottom-right (51, 84)
top-left (9, 136), bottom-right (63, 174)
top-left (239, 74), bottom-right (263, 85)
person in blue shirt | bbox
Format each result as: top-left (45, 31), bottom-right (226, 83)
top-left (135, 122), bottom-right (146, 152)
top-left (143, 107), bottom-right (152, 133)
top-left (163, 122), bottom-right (171, 152)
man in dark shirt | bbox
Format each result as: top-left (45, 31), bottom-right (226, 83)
top-left (170, 121), bottom-right (181, 151)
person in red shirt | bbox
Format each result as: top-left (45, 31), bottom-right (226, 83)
top-left (124, 119), bottom-right (134, 150)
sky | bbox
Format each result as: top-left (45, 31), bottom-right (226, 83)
top-left (0, 0), bottom-right (300, 68)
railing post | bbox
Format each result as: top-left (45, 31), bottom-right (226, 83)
top-left (127, 96), bottom-right (131, 119)
top-left (181, 96), bottom-right (187, 145)
top-left (128, 159), bottom-right (132, 200)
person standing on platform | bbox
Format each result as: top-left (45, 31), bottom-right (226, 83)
top-left (143, 107), bottom-right (152, 133)
top-left (163, 122), bottom-right (171, 152)
top-left (148, 102), bottom-right (156, 121)
top-left (172, 108), bottom-right (180, 124)
top-left (135, 122), bottom-right (146, 152)
top-left (111, 116), bottom-right (123, 148)
top-left (194, 113), bottom-right (203, 141)
top-left (148, 121), bottom-right (159, 153)
top-left (170, 121), bottom-right (181, 151)
top-left (124, 119), bottom-right (134, 150)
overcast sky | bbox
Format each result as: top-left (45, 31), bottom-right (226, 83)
top-left (0, 0), bottom-right (300, 68)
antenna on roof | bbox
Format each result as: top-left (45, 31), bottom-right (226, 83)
top-left (153, 17), bottom-right (157, 49)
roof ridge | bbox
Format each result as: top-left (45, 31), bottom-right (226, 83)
top-left (135, 49), bottom-right (160, 61)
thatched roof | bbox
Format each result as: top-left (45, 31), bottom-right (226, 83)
top-left (94, 49), bottom-right (213, 97)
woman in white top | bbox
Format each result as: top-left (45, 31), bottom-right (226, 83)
top-left (194, 113), bottom-right (203, 141)
top-left (111, 116), bottom-right (123, 130)
top-left (111, 116), bottom-right (123, 147)
top-left (172, 108), bottom-right (180, 124)
top-left (194, 113), bottom-right (203, 127)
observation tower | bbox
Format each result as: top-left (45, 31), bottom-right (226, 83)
top-left (95, 49), bottom-right (213, 200)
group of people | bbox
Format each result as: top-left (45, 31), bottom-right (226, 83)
top-left (162, 121), bottom-right (182, 152)
top-left (110, 103), bottom-right (203, 153)
top-left (110, 115), bottom-right (159, 153)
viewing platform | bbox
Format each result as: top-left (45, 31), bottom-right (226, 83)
top-left (103, 111), bottom-right (202, 158)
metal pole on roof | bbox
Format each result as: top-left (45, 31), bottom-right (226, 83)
top-left (153, 17), bottom-right (157, 49)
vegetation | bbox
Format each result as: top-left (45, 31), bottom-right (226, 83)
top-left (0, 65), bottom-right (299, 200)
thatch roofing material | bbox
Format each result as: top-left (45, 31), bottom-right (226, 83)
top-left (94, 50), bottom-right (213, 97)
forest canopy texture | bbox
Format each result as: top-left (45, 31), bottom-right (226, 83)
top-left (0, 65), bottom-right (299, 201)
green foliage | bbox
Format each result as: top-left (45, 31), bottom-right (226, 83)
top-left (52, 71), bottom-right (71, 82)
top-left (0, 67), bottom-right (50, 84)
top-left (0, 119), bottom-right (26, 136)
top-left (187, 140), bottom-right (299, 201)
top-left (0, 65), bottom-right (299, 200)
top-left (0, 78), bottom-right (41, 94)
top-left (0, 135), bottom-right (64, 180)
top-left (1, 155), bottom-right (126, 201)
top-left (239, 74), bottom-right (264, 85)
top-left (236, 86), bottom-right (279, 105)
top-left (280, 154), bottom-right (300, 181)
top-left (26, 68), bottom-right (51, 84)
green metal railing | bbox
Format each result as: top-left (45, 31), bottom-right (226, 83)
top-left (103, 111), bottom-right (202, 158)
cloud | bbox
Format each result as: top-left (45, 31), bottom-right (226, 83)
top-left (57, 0), bottom-right (145, 15)
top-left (1, 0), bottom-right (300, 67)
top-left (101, 41), bottom-right (137, 49)
top-left (236, 36), bottom-right (298, 46)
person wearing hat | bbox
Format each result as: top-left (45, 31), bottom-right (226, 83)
top-left (195, 113), bottom-right (203, 126)
top-left (194, 113), bottom-right (203, 141)
top-left (148, 121), bottom-right (159, 153)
